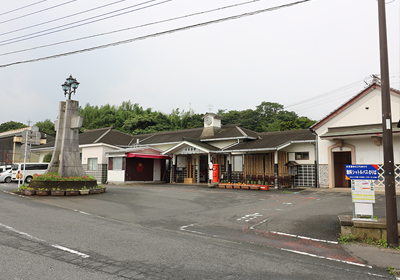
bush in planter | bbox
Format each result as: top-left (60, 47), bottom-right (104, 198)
top-left (30, 173), bottom-right (97, 191)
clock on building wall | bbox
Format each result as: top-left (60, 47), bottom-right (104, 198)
top-left (205, 116), bottom-right (212, 125)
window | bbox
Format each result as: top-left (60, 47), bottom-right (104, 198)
top-left (295, 152), bottom-right (309, 160)
top-left (232, 155), bottom-right (243, 172)
top-left (112, 158), bottom-right (123, 170)
top-left (88, 158), bottom-right (98, 170)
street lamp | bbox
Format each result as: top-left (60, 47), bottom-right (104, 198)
top-left (61, 75), bottom-right (80, 100)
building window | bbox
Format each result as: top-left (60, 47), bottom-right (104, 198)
top-left (88, 158), bottom-right (98, 170)
top-left (112, 157), bottom-right (123, 170)
top-left (232, 155), bottom-right (243, 172)
top-left (295, 152), bottom-right (309, 160)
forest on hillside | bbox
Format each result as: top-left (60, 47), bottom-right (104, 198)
top-left (0, 101), bottom-right (316, 135)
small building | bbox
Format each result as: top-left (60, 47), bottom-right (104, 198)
top-left (0, 127), bottom-right (54, 165)
top-left (116, 113), bottom-right (317, 187)
top-left (310, 82), bottom-right (400, 191)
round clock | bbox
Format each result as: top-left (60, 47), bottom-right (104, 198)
top-left (205, 116), bottom-right (212, 125)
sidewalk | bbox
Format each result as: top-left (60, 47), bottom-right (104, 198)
top-left (304, 186), bottom-right (400, 271)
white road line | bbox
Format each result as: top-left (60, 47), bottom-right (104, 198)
top-left (270, 231), bottom-right (339, 244)
top-left (0, 222), bottom-right (45, 242)
top-left (249, 218), bottom-right (270, 230)
top-left (52, 245), bottom-right (90, 258)
top-left (180, 223), bottom-right (375, 269)
top-left (0, 223), bottom-right (90, 258)
top-left (73, 209), bottom-right (92, 215)
top-left (280, 248), bottom-right (372, 269)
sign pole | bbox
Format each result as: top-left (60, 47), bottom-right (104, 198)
top-left (377, 0), bottom-right (398, 247)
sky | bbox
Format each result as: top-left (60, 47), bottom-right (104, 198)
top-left (0, 0), bottom-right (399, 126)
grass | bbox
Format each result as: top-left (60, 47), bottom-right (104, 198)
top-left (338, 233), bottom-right (399, 249)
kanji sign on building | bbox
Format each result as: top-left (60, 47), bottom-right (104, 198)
top-left (345, 164), bottom-right (378, 180)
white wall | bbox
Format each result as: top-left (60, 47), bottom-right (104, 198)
top-left (283, 142), bottom-right (316, 165)
top-left (107, 170), bottom-right (125, 183)
top-left (82, 145), bottom-right (118, 164)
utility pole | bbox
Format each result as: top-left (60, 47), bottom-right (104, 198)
top-left (377, 0), bottom-right (398, 247)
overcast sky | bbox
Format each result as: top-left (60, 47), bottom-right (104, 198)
top-left (0, 0), bottom-right (399, 126)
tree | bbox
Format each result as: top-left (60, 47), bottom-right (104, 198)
top-left (43, 153), bottom-right (52, 163)
top-left (35, 119), bottom-right (55, 135)
top-left (0, 121), bottom-right (27, 133)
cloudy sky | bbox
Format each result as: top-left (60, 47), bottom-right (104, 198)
top-left (0, 0), bottom-right (399, 126)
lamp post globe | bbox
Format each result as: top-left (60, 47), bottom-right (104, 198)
top-left (61, 75), bottom-right (79, 100)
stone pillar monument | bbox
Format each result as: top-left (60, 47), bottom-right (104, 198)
top-left (46, 75), bottom-right (86, 177)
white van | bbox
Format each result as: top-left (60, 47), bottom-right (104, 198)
top-left (11, 163), bottom-right (49, 183)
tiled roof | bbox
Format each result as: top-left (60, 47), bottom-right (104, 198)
top-left (32, 127), bottom-right (134, 149)
top-left (225, 129), bottom-right (315, 151)
top-left (138, 124), bottom-right (257, 144)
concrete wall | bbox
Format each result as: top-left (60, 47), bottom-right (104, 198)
top-left (283, 142), bottom-right (316, 165)
top-left (107, 170), bottom-right (125, 183)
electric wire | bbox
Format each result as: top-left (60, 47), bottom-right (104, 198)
top-left (0, 0), bottom-right (267, 57)
top-left (0, 0), bottom-right (313, 69)
top-left (285, 80), bottom-right (364, 109)
top-left (0, 0), bottom-right (170, 46)
top-left (0, 0), bottom-right (78, 25)
top-left (0, 0), bottom-right (129, 37)
top-left (0, 1), bottom-right (48, 17)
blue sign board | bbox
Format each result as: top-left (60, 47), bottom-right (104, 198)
top-left (345, 165), bottom-right (378, 180)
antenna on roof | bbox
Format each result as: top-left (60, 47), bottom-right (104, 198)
top-left (207, 103), bottom-right (213, 113)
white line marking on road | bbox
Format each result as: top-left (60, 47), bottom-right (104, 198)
top-left (73, 209), bottom-right (92, 215)
top-left (280, 248), bottom-right (372, 269)
top-left (180, 223), bottom-right (376, 270)
top-left (52, 245), bottom-right (90, 258)
top-left (249, 218), bottom-right (270, 230)
top-left (0, 223), bottom-right (45, 242)
top-left (0, 223), bottom-right (90, 258)
top-left (270, 231), bottom-right (339, 244)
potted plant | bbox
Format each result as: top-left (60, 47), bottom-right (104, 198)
top-left (19, 184), bottom-right (28, 195)
top-left (65, 188), bottom-right (79, 196)
top-left (51, 188), bottom-right (65, 196)
top-left (89, 186), bottom-right (101, 194)
top-left (79, 186), bottom-right (89, 195)
top-left (24, 187), bottom-right (36, 196)
top-left (36, 188), bottom-right (50, 196)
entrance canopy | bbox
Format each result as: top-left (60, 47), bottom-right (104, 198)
top-left (126, 152), bottom-right (171, 160)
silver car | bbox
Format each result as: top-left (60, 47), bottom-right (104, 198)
top-left (0, 169), bottom-right (12, 183)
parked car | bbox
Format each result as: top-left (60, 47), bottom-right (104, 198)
top-left (0, 165), bottom-right (12, 173)
top-left (0, 169), bottom-right (12, 183)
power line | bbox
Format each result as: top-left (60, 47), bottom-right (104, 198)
top-left (0, 0), bottom-right (78, 25)
top-left (0, 0), bottom-right (266, 57)
top-left (0, 0), bottom-right (48, 17)
top-left (0, 0), bottom-right (129, 37)
top-left (0, 0), bottom-right (313, 69)
top-left (285, 80), bottom-right (364, 109)
top-left (0, 0), bottom-right (172, 46)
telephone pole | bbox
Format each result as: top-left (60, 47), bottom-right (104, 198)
top-left (377, 0), bottom-right (398, 247)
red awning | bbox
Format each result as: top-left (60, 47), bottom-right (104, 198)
top-left (126, 153), bottom-right (171, 159)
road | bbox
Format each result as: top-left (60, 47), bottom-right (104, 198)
top-left (0, 183), bottom-right (396, 279)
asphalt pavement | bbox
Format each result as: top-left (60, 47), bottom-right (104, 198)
top-left (0, 182), bottom-right (399, 279)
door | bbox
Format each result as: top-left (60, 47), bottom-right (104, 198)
top-left (125, 158), bottom-right (154, 182)
top-left (334, 152), bottom-right (351, 188)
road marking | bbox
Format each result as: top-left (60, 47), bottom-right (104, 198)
top-left (249, 218), bottom-right (270, 230)
top-left (0, 222), bottom-right (45, 242)
top-left (0, 223), bottom-right (90, 258)
top-left (52, 245), bottom-right (90, 258)
top-left (270, 231), bottom-right (339, 244)
top-left (237, 213), bottom-right (263, 222)
top-left (180, 224), bottom-right (364, 269)
top-left (280, 248), bottom-right (372, 268)
top-left (73, 209), bottom-right (92, 215)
